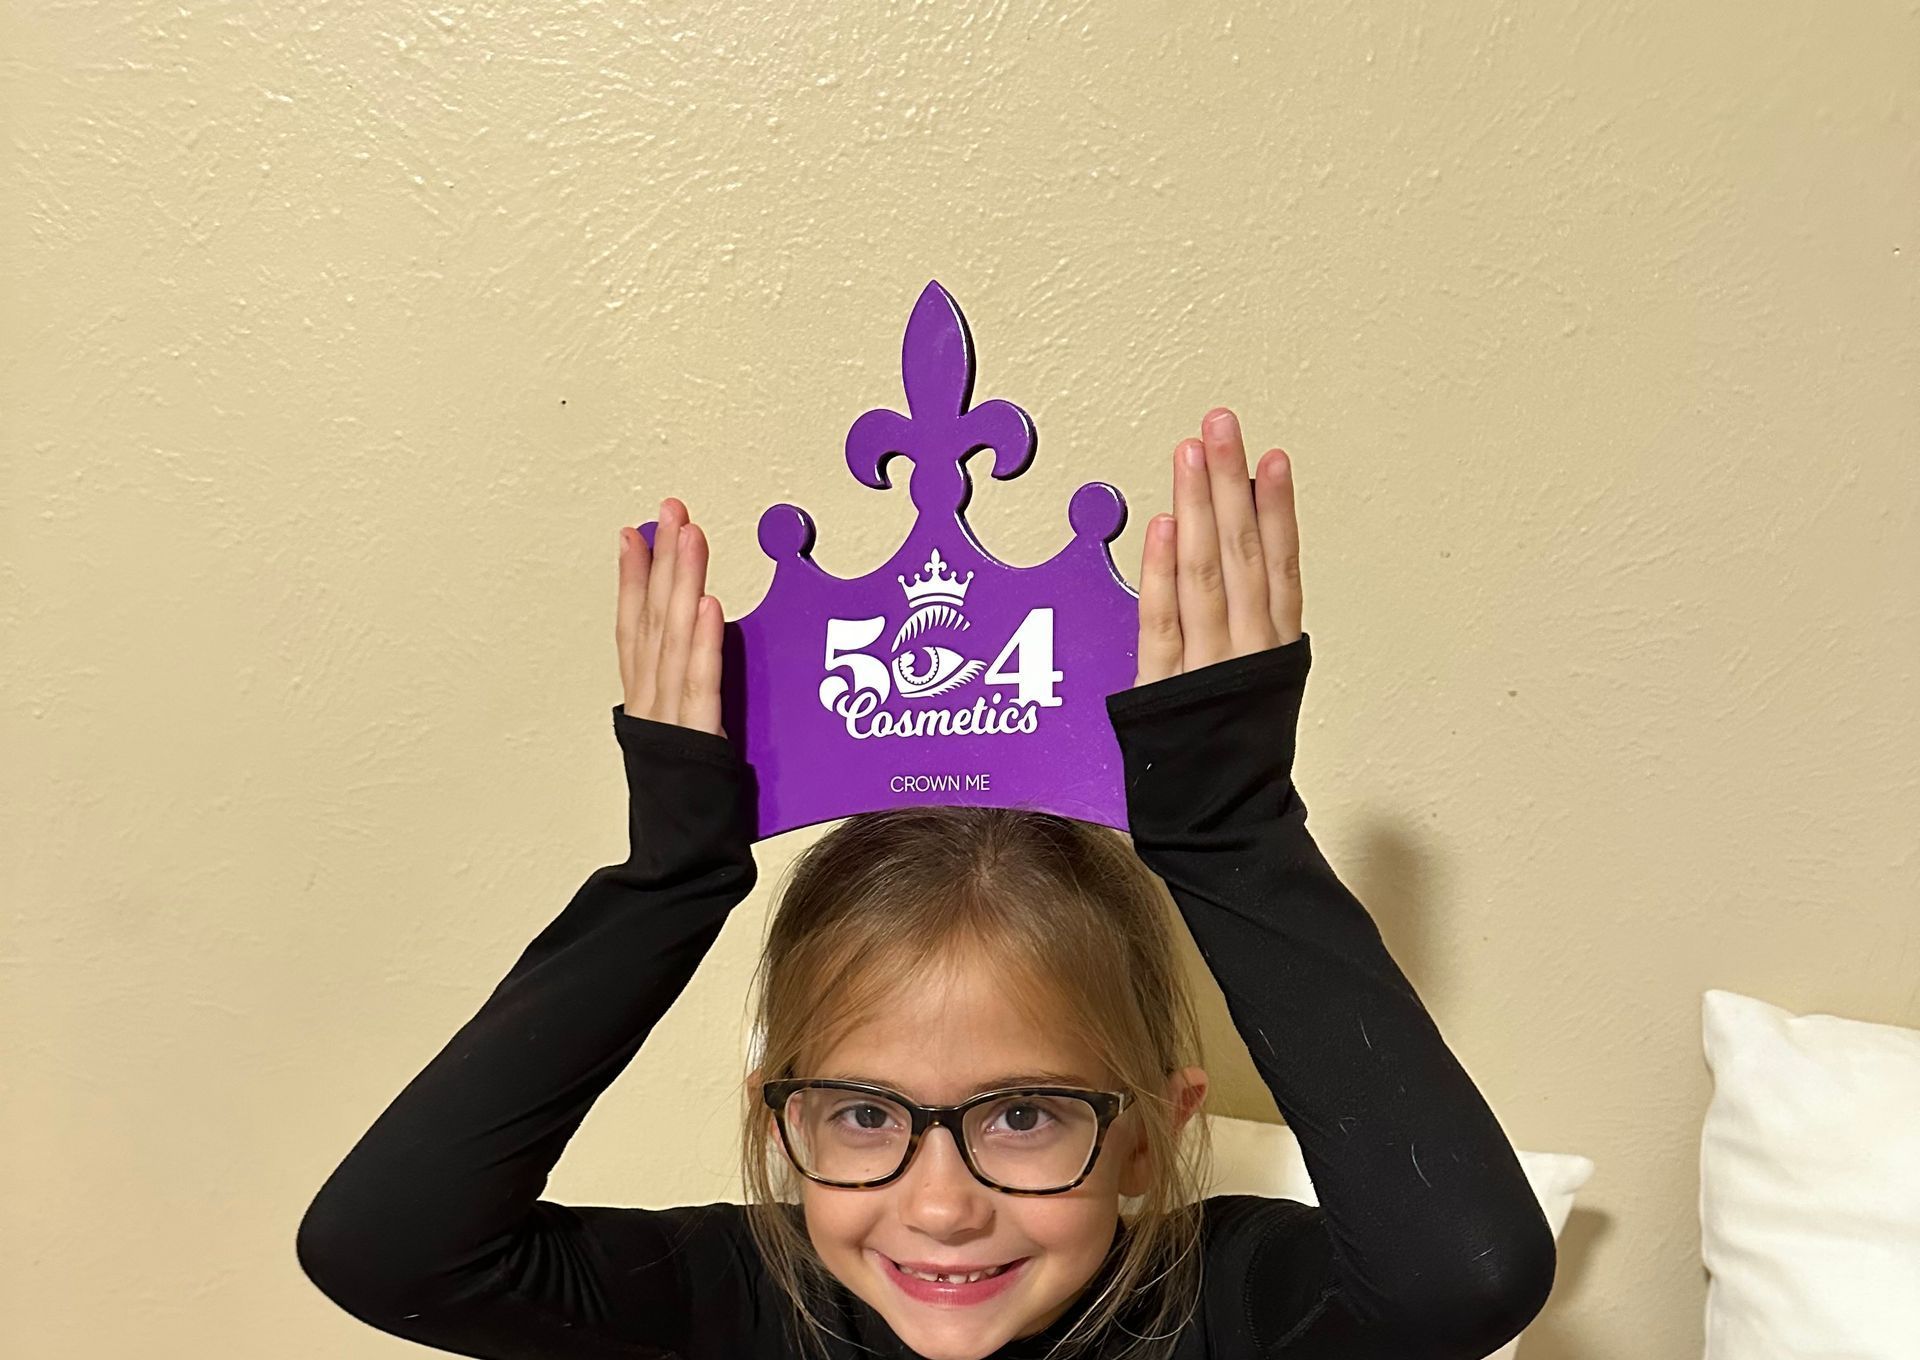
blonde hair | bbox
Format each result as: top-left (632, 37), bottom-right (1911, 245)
top-left (739, 805), bottom-right (1215, 1360)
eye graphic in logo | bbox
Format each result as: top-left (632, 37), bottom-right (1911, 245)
top-left (891, 548), bottom-right (985, 700)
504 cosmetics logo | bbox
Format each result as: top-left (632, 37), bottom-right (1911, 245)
top-left (816, 547), bottom-right (1063, 740)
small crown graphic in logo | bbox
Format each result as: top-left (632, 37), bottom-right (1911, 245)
top-left (899, 547), bottom-right (974, 610)
top-left (636, 279), bottom-right (1141, 842)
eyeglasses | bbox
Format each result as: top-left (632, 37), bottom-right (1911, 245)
top-left (762, 1078), bottom-right (1133, 1195)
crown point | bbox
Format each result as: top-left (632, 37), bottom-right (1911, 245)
top-left (1068, 481), bottom-right (1127, 543)
top-left (757, 504), bottom-right (815, 561)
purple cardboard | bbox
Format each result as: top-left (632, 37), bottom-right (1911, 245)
top-left (639, 279), bottom-right (1141, 841)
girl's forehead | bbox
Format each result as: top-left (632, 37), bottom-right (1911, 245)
top-left (803, 946), bottom-right (1111, 1096)
top-left (845, 935), bottom-right (1063, 1026)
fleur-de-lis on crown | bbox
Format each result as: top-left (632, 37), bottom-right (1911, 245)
top-left (843, 282), bottom-right (1037, 520)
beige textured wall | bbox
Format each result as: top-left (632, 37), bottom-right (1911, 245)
top-left (4, 3), bottom-right (1915, 1357)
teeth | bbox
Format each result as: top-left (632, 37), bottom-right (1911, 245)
top-left (898, 1260), bottom-right (1010, 1284)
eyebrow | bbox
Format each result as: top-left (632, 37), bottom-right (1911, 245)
top-left (821, 1070), bottom-right (1097, 1097)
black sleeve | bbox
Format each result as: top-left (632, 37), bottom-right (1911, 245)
top-left (1105, 635), bottom-right (1558, 1359)
top-left (294, 707), bottom-right (763, 1359)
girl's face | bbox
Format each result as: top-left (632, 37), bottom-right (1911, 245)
top-left (779, 946), bottom-right (1206, 1360)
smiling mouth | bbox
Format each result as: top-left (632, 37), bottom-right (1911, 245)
top-left (887, 1257), bottom-right (1024, 1284)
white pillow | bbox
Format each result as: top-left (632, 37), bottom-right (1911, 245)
top-left (1700, 988), bottom-right (1920, 1358)
top-left (1200, 1113), bottom-right (1593, 1359)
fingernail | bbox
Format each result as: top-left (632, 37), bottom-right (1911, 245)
top-left (617, 527), bottom-right (628, 554)
top-left (1181, 441), bottom-right (1204, 469)
top-left (1204, 408), bottom-right (1236, 437)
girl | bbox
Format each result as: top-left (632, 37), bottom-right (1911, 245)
top-left (298, 408), bottom-right (1555, 1359)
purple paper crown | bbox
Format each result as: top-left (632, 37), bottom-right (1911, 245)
top-left (639, 280), bottom-right (1140, 841)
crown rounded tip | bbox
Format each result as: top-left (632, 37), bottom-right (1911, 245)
top-left (757, 504), bottom-right (815, 561)
top-left (1068, 482), bottom-right (1126, 542)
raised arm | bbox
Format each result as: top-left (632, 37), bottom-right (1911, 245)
top-left (296, 502), bottom-right (759, 1357)
top-left (1107, 410), bottom-right (1555, 1357)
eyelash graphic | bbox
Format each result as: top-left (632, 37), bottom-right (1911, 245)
top-left (890, 603), bottom-right (970, 650)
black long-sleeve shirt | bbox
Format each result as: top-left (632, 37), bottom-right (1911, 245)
top-left (296, 634), bottom-right (1555, 1358)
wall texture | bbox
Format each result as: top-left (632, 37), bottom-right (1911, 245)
top-left (3, 3), bottom-right (1915, 1357)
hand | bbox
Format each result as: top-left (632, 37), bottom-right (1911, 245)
top-left (1132, 406), bottom-right (1302, 688)
top-left (616, 498), bottom-right (726, 736)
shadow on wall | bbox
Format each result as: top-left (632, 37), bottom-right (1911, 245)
top-left (1170, 805), bottom-right (1614, 1356)
top-left (1180, 805), bottom-right (1453, 1121)
top-left (1513, 1205), bottom-right (1614, 1360)
top-left (1351, 812), bottom-right (1451, 1014)
top-left (1349, 815), bottom-right (1618, 1358)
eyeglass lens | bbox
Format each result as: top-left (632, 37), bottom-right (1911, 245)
top-left (780, 1089), bottom-right (1101, 1191)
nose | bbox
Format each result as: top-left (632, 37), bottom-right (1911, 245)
top-left (896, 1125), bottom-right (993, 1236)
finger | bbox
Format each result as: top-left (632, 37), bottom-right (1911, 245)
top-left (638, 499), bottom-right (685, 713)
top-left (683, 594), bottom-right (725, 737)
top-left (1134, 514), bottom-right (1181, 685)
top-left (1254, 448), bottom-right (1303, 644)
top-left (653, 520), bottom-right (708, 726)
top-left (616, 523), bottom-right (652, 703)
top-left (1201, 408), bottom-right (1277, 656)
top-left (1173, 438), bottom-right (1229, 669)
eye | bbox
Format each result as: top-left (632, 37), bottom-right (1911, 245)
top-left (829, 1102), bottom-right (903, 1133)
top-left (971, 1094), bottom-right (1082, 1145)
top-left (990, 1101), bottom-right (1055, 1135)
top-left (892, 645), bottom-right (986, 698)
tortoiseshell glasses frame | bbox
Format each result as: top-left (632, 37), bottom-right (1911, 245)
top-left (761, 1077), bottom-right (1133, 1195)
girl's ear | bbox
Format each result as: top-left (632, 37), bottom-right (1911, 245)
top-left (1118, 1067), bottom-right (1209, 1198)
top-left (1171, 1065), bottom-right (1209, 1132)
